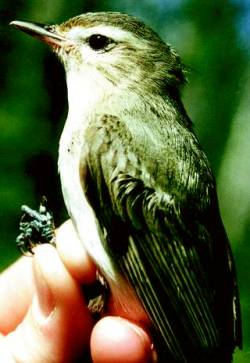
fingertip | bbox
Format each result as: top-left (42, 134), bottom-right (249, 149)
top-left (32, 244), bottom-right (92, 326)
top-left (56, 220), bottom-right (97, 284)
top-left (91, 316), bottom-right (153, 363)
top-left (1, 244), bottom-right (93, 362)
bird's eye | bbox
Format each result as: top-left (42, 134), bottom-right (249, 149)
top-left (87, 34), bottom-right (111, 51)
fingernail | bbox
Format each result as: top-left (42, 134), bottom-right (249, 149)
top-left (126, 321), bottom-right (149, 342)
top-left (33, 258), bottom-right (55, 317)
top-left (125, 321), bottom-right (158, 362)
top-left (150, 344), bottom-right (158, 363)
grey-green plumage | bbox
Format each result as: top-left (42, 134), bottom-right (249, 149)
top-left (84, 107), bottom-right (241, 362)
top-left (11, 12), bottom-right (242, 362)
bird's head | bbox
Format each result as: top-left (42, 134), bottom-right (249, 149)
top-left (11, 12), bottom-right (185, 97)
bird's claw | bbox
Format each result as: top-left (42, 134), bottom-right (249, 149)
top-left (16, 197), bottom-right (56, 256)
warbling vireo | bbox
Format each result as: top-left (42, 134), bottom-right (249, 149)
top-left (11, 12), bottom-right (242, 362)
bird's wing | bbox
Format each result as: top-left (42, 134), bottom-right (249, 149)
top-left (84, 114), bottom-right (241, 361)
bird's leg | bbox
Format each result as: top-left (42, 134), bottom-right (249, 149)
top-left (85, 270), bottom-right (110, 319)
top-left (16, 198), bottom-right (109, 317)
top-left (16, 196), bottom-right (56, 256)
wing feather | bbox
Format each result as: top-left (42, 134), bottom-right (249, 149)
top-left (84, 114), bottom-right (241, 362)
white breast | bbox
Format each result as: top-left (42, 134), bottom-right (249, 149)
top-left (58, 69), bottom-right (117, 281)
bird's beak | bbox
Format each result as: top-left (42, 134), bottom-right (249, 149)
top-left (10, 20), bottom-right (65, 48)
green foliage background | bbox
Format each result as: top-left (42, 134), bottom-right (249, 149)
top-left (0, 1), bottom-right (249, 361)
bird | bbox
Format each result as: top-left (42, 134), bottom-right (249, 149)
top-left (11, 12), bottom-right (242, 362)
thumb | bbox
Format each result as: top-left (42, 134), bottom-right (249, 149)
top-left (1, 245), bottom-right (93, 363)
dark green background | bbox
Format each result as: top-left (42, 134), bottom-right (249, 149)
top-left (0, 1), bottom-right (249, 361)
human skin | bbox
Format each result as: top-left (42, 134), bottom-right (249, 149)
top-left (0, 220), bottom-right (154, 363)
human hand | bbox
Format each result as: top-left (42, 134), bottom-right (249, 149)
top-left (0, 220), bottom-right (154, 362)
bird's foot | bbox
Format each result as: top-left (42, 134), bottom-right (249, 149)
top-left (16, 196), bottom-right (56, 256)
top-left (85, 271), bottom-right (109, 319)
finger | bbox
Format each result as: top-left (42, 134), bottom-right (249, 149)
top-left (0, 219), bottom-right (96, 335)
top-left (90, 316), bottom-right (155, 363)
top-left (56, 219), bottom-right (97, 284)
top-left (0, 219), bottom-right (96, 336)
top-left (1, 244), bottom-right (93, 363)
top-left (0, 256), bottom-right (34, 334)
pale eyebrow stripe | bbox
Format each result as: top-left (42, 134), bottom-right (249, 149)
top-left (66, 25), bottom-right (137, 43)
